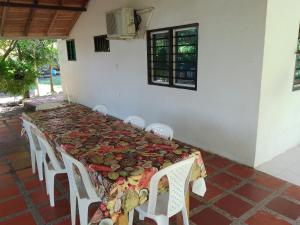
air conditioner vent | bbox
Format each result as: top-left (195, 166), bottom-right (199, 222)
top-left (106, 8), bottom-right (137, 40)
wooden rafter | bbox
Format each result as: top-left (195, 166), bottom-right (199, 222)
top-left (0, 6), bottom-right (7, 36)
top-left (67, 12), bottom-right (81, 36)
top-left (0, 1), bottom-right (86, 12)
top-left (47, 0), bottom-right (64, 35)
top-left (24, 0), bottom-right (38, 36)
top-left (67, 0), bottom-right (89, 36)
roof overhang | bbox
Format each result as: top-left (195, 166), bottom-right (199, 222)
top-left (0, 0), bottom-right (89, 39)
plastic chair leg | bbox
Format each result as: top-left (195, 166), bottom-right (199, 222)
top-left (47, 172), bottom-right (55, 207)
top-left (36, 153), bottom-right (44, 181)
top-left (182, 208), bottom-right (189, 225)
top-left (70, 191), bottom-right (77, 225)
top-left (78, 200), bottom-right (89, 225)
top-left (128, 210), bottom-right (134, 225)
top-left (30, 148), bottom-right (36, 174)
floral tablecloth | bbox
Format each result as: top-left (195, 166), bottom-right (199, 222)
top-left (23, 104), bottom-right (207, 225)
top-left (23, 93), bottom-right (66, 111)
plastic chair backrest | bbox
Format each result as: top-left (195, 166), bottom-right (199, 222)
top-left (22, 119), bottom-right (40, 151)
top-left (145, 123), bottom-right (174, 140)
top-left (92, 105), bottom-right (108, 116)
top-left (124, 116), bottom-right (146, 129)
top-left (60, 149), bottom-right (99, 200)
top-left (147, 156), bottom-right (195, 217)
top-left (31, 127), bottom-right (63, 171)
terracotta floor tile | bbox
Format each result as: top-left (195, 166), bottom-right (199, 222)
top-left (245, 210), bottom-right (291, 225)
top-left (209, 173), bottom-right (241, 189)
top-left (190, 196), bottom-right (203, 210)
top-left (39, 198), bottom-right (70, 223)
top-left (0, 212), bottom-right (36, 225)
top-left (0, 174), bottom-right (14, 185)
top-left (203, 182), bottom-right (223, 201)
top-left (215, 194), bottom-right (253, 218)
top-left (200, 151), bottom-right (214, 160)
top-left (251, 173), bottom-right (286, 190)
top-left (266, 197), bottom-right (300, 220)
top-left (6, 150), bottom-right (30, 162)
top-left (52, 218), bottom-right (71, 225)
top-left (29, 187), bottom-right (60, 205)
top-left (56, 173), bottom-right (68, 182)
top-left (0, 163), bottom-right (10, 174)
top-left (205, 165), bottom-right (217, 176)
top-left (235, 183), bottom-right (271, 202)
top-left (227, 164), bottom-right (255, 178)
top-left (61, 180), bottom-right (70, 192)
top-left (0, 196), bottom-right (27, 217)
top-left (11, 158), bottom-right (31, 170)
top-left (206, 156), bottom-right (233, 168)
top-left (24, 178), bottom-right (43, 190)
top-left (16, 167), bottom-right (35, 180)
top-left (0, 183), bottom-right (20, 199)
top-left (191, 208), bottom-right (231, 225)
top-left (283, 185), bottom-right (300, 201)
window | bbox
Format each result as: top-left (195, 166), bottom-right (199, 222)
top-left (94, 35), bottom-right (110, 52)
top-left (147, 24), bottom-right (198, 90)
top-left (293, 26), bottom-right (300, 90)
top-left (66, 39), bottom-right (76, 61)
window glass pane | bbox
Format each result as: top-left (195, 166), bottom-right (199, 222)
top-left (295, 54), bottom-right (300, 80)
top-left (147, 24), bottom-right (198, 89)
top-left (294, 30), bottom-right (300, 88)
top-left (66, 40), bottom-right (76, 61)
top-left (173, 26), bottom-right (198, 88)
top-left (150, 31), bottom-right (170, 84)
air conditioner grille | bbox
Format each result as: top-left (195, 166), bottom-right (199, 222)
top-left (106, 13), bottom-right (117, 35)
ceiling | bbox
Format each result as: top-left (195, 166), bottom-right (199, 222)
top-left (0, 0), bottom-right (90, 38)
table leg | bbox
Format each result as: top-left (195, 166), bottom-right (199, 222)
top-left (117, 213), bottom-right (129, 225)
top-left (176, 190), bottom-right (190, 225)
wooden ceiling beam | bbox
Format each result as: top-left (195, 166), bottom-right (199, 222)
top-left (0, 6), bottom-right (7, 36)
top-left (66, 0), bottom-right (89, 36)
top-left (47, 0), bottom-right (64, 35)
top-left (24, 0), bottom-right (38, 36)
top-left (0, 1), bottom-right (86, 12)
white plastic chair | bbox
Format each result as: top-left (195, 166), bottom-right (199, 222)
top-left (129, 157), bottom-right (195, 225)
top-left (31, 127), bottom-right (66, 207)
top-left (124, 116), bottom-right (146, 129)
top-left (145, 123), bottom-right (174, 140)
top-left (22, 119), bottom-right (44, 181)
top-left (93, 104), bottom-right (108, 116)
top-left (60, 149), bottom-right (101, 225)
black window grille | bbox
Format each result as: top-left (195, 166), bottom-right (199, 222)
top-left (293, 26), bottom-right (300, 90)
top-left (147, 24), bottom-right (198, 90)
top-left (66, 39), bottom-right (76, 61)
top-left (94, 35), bottom-right (110, 52)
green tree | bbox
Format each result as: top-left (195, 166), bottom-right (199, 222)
top-left (0, 39), bottom-right (58, 98)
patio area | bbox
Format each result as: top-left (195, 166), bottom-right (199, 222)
top-left (0, 0), bottom-right (300, 224)
top-left (0, 107), bottom-right (299, 225)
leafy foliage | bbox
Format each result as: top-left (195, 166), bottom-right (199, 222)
top-left (0, 39), bottom-right (58, 97)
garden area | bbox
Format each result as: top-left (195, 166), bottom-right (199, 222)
top-left (0, 39), bottom-right (61, 106)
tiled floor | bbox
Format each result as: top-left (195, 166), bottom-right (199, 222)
top-left (0, 106), bottom-right (300, 225)
top-left (258, 146), bottom-right (300, 186)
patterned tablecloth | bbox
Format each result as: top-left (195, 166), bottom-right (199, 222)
top-left (23, 93), bottom-right (66, 111)
top-left (22, 104), bottom-right (207, 225)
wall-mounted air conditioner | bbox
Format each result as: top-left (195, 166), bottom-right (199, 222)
top-left (106, 8), bottom-right (136, 40)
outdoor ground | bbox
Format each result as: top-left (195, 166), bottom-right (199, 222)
top-left (0, 105), bottom-right (300, 225)
top-left (0, 76), bottom-right (62, 107)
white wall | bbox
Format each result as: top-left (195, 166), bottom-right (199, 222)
top-left (255, 0), bottom-right (300, 166)
top-left (58, 0), bottom-right (268, 166)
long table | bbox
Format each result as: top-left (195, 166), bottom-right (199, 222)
top-left (22, 104), bottom-right (207, 225)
